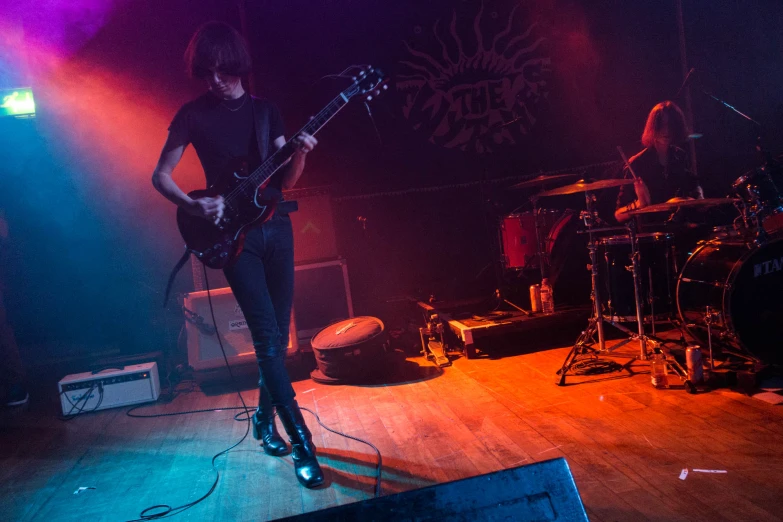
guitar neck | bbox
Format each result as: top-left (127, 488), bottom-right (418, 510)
top-left (244, 92), bottom-right (351, 191)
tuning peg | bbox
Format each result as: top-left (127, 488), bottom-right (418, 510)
top-left (359, 70), bottom-right (366, 77)
top-left (366, 95), bottom-right (373, 101)
top-left (382, 84), bottom-right (388, 90)
top-left (374, 89), bottom-right (380, 96)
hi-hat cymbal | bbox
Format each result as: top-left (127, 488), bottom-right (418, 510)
top-left (627, 197), bottom-right (741, 215)
top-left (537, 178), bottom-right (634, 197)
top-left (509, 173), bottom-right (580, 190)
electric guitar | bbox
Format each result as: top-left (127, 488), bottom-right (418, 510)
top-left (177, 67), bottom-right (386, 269)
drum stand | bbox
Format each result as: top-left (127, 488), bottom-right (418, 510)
top-left (556, 192), bottom-right (692, 390)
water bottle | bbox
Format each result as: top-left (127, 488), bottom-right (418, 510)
top-left (650, 353), bottom-right (669, 389)
top-left (540, 278), bottom-right (554, 314)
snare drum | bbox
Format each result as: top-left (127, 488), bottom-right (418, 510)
top-left (599, 233), bottom-right (677, 322)
top-left (677, 237), bottom-right (783, 364)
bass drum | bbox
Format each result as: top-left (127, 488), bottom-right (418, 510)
top-left (677, 237), bottom-right (783, 364)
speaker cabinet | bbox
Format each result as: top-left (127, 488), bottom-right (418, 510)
top-left (293, 258), bottom-right (354, 346)
top-left (184, 287), bottom-right (298, 371)
top-left (286, 186), bottom-right (338, 264)
top-left (277, 457), bottom-right (587, 521)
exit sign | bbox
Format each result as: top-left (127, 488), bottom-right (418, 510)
top-left (1, 87), bottom-right (35, 118)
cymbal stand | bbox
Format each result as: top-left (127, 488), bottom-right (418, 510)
top-left (556, 191), bottom-right (609, 384)
top-left (557, 192), bottom-right (692, 386)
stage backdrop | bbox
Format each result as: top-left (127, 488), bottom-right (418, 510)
top-left (1, 0), bottom-right (782, 364)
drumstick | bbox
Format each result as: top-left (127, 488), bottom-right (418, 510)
top-left (616, 146), bottom-right (639, 181)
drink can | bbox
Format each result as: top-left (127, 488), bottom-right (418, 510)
top-left (529, 284), bottom-right (542, 313)
top-left (686, 345), bottom-right (704, 384)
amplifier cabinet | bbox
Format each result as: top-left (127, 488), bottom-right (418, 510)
top-left (294, 258), bottom-right (354, 344)
top-left (286, 187), bottom-right (338, 264)
top-left (184, 287), bottom-right (298, 371)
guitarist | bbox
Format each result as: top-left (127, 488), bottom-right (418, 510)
top-left (151, 21), bottom-right (323, 488)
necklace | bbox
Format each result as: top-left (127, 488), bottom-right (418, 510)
top-left (221, 93), bottom-right (248, 112)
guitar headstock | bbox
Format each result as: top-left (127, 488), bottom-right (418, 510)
top-left (343, 66), bottom-right (388, 102)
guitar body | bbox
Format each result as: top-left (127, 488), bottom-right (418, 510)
top-left (176, 156), bottom-right (279, 269)
top-left (174, 67), bottom-right (386, 270)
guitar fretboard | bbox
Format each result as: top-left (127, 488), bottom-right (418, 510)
top-left (226, 92), bottom-right (351, 202)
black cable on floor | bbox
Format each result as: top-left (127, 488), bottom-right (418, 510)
top-left (126, 265), bottom-right (384, 519)
top-left (125, 266), bottom-right (251, 521)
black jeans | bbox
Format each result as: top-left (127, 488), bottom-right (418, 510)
top-left (223, 214), bottom-right (295, 406)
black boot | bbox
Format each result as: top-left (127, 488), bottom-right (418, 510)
top-left (276, 400), bottom-right (324, 488)
top-left (252, 387), bottom-right (288, 456)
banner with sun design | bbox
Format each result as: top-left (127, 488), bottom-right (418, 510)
top-left (397, 3), bottom-right (551, 154)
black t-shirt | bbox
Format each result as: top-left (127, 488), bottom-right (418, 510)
top-left (168, 92), bottom-right (286, 189)
top-left (616, 146), bottom-right (700, 211)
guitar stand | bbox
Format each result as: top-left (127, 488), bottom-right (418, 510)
top-left (555, 192), bottom-right (694, 392)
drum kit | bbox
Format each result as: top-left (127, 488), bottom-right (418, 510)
top-left (497, 159), bottom-right (783, 391)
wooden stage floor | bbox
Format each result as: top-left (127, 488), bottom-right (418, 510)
top-left (2, 344), bottom-right (783, 521)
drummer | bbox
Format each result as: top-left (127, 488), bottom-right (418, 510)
top-left (614, 101), bottom-right (704, 225)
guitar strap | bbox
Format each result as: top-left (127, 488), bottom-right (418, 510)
top-left (162, 247), bottom-right (190, 307)
top-left (251, 96), bottom-right (270, 163)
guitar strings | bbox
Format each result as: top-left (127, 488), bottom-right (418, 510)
top-left (223, 95), bottom-right (346, 207)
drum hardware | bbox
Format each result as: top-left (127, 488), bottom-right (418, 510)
top-left (732, 167), bottom-right (783, 243)
top-left (494, 287), bottom-right (533, 317)
top-left (536, 178), bottom-right (634, 198)
top-left (508, 173), bottom-right (580, 190)
top-left (677, 237), bottom-right (783, 366)
top-left (530, 196), bottom-right (550, 282)
top-left (625, 197), bottom-right (741, 215)
top-left (551, 154), bottom-right (694, 391)
top-left (553, 190), bottom-right (654, 384)
top-left (703, 306), bottom-right (718, 371)
top-left (419, 313), bottom-right (451, 368)
top-left (599, 232), bottom-right (677, 324)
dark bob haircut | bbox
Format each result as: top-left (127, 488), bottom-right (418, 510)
top-left (184, 21), bottom-right (252, 79)
top-left (641, 101), bottom-right (688, 148)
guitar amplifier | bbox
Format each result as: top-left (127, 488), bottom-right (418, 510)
top-left (293, 258), bottom-right (354, 346)
top-left (285, 186), bottom-right (338, 264)
top-left (184, 287), bottom-right (298, 371)
top-left (58, 362), bottom-right (161, 415)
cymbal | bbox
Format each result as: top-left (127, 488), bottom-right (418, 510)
top-left (627, 197), bottom-right (741, 215)
top-left (537, 178), bottom-right (633, 197)
top-left (509, 173), bottom-right (579, 190)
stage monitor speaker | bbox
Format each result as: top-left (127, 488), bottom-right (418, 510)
top-left (184, 287), bottom-right (298, 372)
top-left (277, 457), bottom-right (587, 521)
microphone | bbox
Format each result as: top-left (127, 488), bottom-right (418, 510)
top-left (675, 67), bottom-right (696, 99)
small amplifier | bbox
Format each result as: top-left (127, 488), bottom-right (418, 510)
top-left (58, 362), bottom-right (160, 415)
